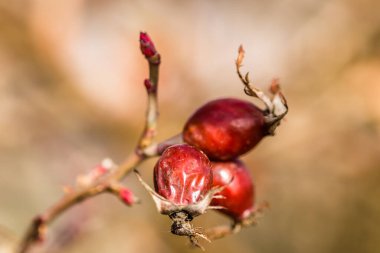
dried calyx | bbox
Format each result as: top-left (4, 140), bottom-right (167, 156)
top-left (135, 169), bottom-right (223, 248)
top-left (235, 45), bottom-right (288, 135)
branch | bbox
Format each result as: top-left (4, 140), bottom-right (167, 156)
top-left (17, 32), bottom-right (161, 253)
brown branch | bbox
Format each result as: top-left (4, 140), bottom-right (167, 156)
top-left (17, 32), bottom-right (161, 253)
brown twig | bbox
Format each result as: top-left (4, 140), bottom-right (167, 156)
top-left (17, 32), bottom-right (161, 253)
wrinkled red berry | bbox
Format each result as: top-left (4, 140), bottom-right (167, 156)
top-left (154, 144), bottom-right (212, 205)
top-left (211, 160), bottom-right (254, 221)
top-left (183, 98), bottom-right (266, 161)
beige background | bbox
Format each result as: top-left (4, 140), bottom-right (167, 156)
top-left (0, 0), bottom-right (380, 253)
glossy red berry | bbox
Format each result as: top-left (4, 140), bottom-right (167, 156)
top-left (183, 98), bottom-right (267, 161)
top-left (154, 144), bottom-right (212, 205)
top-left (211, 160), bottom-right (254, 221)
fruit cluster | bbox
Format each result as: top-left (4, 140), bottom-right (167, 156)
top-left (138, 85), bottom-right (287, 246)
top-left (17, 32), bottom-right (288, 253)
top-left (135, 35), bottom-right (288, 247)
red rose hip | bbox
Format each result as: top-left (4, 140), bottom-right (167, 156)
top-left (211, 160), bottom-right (254, 221)
top-left (183, 98), bottom-right (267, 160)
top-left (135, 144), bottom-right (217, 246)
top-left (154, 144), bottom-right (212, 205)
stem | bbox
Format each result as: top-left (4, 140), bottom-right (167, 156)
top-left (17, 32), bottom-right (161, 253)
top-left (143, 133), bottom-right (183, 157)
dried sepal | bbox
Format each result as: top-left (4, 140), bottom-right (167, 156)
top-left (235, 45), bottom-right (288, 135)
top-left (236, 45), bottom-right (245, 69)
top-left (134, 169), bottom-right (225, 250)
top-left (134, 170), bottom-right (178, 214)
top-left (135, 169), bottom-right (224, 216)
top-left (269, 79), bottom-right (288, 117)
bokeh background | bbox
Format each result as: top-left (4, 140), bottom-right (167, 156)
top-left (1, 0), bottom-right (380, 252)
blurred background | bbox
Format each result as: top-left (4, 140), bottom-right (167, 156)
top-left (1, 0), bottom-right (380, 252)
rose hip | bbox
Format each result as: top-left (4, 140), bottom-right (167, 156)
top-left (183, 98), bottom-right (267, 160)
top-left (154, 144), bottom-right (212, 205)
top-left (135, 143), bottom-right (217, 247)
top-left (211, 160), bottom-right (254, 221)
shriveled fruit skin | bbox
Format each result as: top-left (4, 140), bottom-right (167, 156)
top-left (211, 160), bottom-right (254, 221)
top-left (154, 144), bottom-right (212, 205)
top-left (183, 98), bottom-right (266, 161)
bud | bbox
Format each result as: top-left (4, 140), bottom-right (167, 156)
top-left (140, 32), bottom-right (157, 58)
top-left (119, 187), bottom-right (136, 206)
top-left (144, 79), bottom-right (156, 93)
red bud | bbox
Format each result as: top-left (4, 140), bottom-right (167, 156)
top-left (119, 187), bottom-right (135, 206)
top-left (140, 32), bottom-right (157, 58)
top-left (144, 79), bottom-right (156, 93)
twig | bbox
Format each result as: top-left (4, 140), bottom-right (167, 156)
top-left (17, 32), bottom-right (161, 253)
